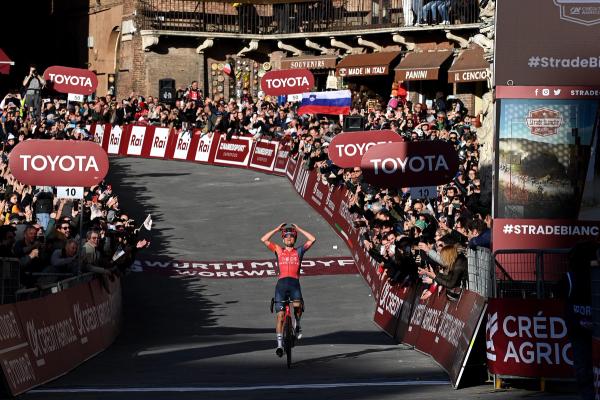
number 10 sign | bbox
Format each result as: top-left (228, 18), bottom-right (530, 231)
top-left (57, 186), bottom-right (84, 199)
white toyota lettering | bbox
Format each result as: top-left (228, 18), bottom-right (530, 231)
top-left (48, 73), bottom-right (93, 87)
top-left (370, 155), bottom-right (449, 174)
top-left (265, 76), bottom-right (309, 89)
top-left (20, 155), bottom-right (99, 172)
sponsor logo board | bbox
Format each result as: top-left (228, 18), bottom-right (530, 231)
top-left (361, 141), bottom-right (459, 188)
top-left (195, 133), bottom-right (213, 162)
top-left (213, 136), bottom-right (252, 166)
top-left (261, 69), bottom-right (314, 96)
top-left (149, 127), bottom-right (170, 158)
top-left (173, 130), bottom-right (193, 160)
top-left (329, 130), bottom-right (403, 168)
top-left (249, 140), bottom-right (278, 171)
top-left (43, 66), bottom-right (98, 95)
top-left (8, 140), bottom-right (109, 187)
top-left (127, 126), bottom-right (146, 156)
top-left (107, 125), bottom-right (122, 155)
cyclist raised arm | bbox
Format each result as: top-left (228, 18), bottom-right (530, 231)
top-left (261, 223), bottom-right (316, 357)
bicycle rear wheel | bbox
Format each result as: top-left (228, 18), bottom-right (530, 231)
top-left (284, 314), bottom-right (293, 368)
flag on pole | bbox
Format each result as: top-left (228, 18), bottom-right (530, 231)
top-left (297, 90), bottom-right (351, 115)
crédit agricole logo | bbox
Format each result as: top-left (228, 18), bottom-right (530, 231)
top-left (554, 0), bottom-right (600, 26)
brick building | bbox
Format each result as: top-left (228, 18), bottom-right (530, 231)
top-left (86, 0), bottom-right (490, 113)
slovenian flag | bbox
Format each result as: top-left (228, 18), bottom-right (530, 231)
top-left (298, 90), bottom-right (351, 115)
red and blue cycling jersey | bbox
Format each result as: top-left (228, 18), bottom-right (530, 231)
top-left (267, 242), bottom-right (312, 279)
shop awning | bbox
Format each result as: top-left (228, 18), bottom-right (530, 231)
top-left (448, 45), bottom-right (490, 83)
top-left (336, 51), bottom-right (401, 77)
top-left (0, 49), bottom-right (14, 75)
top-left (394, 49), bottom-right (453, 81)
top-left (280, 55), bottom-right (338, 70)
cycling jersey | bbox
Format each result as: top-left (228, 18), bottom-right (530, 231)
top-left (267, 242), bottom-right (311, 279)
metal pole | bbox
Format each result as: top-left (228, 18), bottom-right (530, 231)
top-left (535, 251), bottom-right (544, 299)
top-left (78, 198), bottom-right (84, 275)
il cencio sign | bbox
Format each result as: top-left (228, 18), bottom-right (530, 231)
top-left (9, 140), bottom-right (109, 186)
top-left (43, 66), bottom-right (98, 95)
top-left (261, 69), bottom-right (314, 96)
top-left (329, 130), bottom-right (403, 168)
top-left (360, 141), bottom-right (459, 188)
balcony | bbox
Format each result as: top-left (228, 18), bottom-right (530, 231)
top-left (138, 0), bottom-right (481, 38)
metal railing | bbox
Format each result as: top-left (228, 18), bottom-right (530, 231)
top-left (138, 0), bottom-right (481, 35)
top-left (466, 246), bottom-right (493, 298)
top-left (0, 258), bottom-right (20, 305)
top-left (14, 272), bottom-right (98, 303)
top-left (492, 249), bottom-right (570, 300)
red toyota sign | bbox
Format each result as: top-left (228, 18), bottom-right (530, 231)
top-left (9, 140), bottom-right (109, 186)
top-left (43, 66), bottom-right (98, 95)
top-left (329, 130), bottom-right (403, 168)
top-left (261, 69), bottom-right (314, 96)
top-left (360, 141), bottom-right (459, 188)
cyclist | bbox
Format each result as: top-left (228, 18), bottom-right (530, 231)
top-left (261, 223), bottom-right (316, 357)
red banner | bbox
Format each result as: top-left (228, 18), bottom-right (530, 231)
top-left (0, 277), bottom-right (121, 396)
top-left (249, 140), bottom-right (278, 171)
top-left (486, 298), bottom-right (573, 378)
top-left (493, 218), bottom-right (600, 251)
top-left (213, 135), bottom-right (253, 167)
top-left (273, 138), bottom-right (291, 175)
top-left (328, 130), bottom-right (402, 168)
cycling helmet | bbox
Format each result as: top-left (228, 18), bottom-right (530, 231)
top-left (281, 226), bottom-right (297, 239)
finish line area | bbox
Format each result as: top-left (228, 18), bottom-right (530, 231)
top-left (20, 158), bottom-right (570, 400)
top-left (132, 256), bottom-right (357, 278)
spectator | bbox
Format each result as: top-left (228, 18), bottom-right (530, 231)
top-left (22, 65), bottom-right (45, 120)
top-left (81, 229), bottom-right (109, 275)
top-left (467, 218), bottom-right (491, 249)
top-left (0, 225), bottom-right (16, 257)
top-left (418, 244), bottom-right (467, 290)
top-left (49, 239), bottom-right (79, 275)
top-left (14, 225), bottom-right (45, 285)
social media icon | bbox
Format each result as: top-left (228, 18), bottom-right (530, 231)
top-left (542, 89), bottom-right (550, 96)
top-left (535, 89), bottom-right (539, 96)
top-left (554, 89), bottom-right (561, 96)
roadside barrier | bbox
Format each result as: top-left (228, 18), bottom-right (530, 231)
top-left (0, 275), bottom-right (121, 396)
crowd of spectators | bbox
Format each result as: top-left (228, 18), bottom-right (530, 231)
top-left (0, 86), bottom-right (149, 291)
top-left (285, 93), bottom-right (491, 300)
top-left (1, 74), bottom-right (491, 300)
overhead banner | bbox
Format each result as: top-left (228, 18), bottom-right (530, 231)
top-left (328, 130), bottom-right (402, 168)
top-left (494, 98), bottom-right (600, 250)
top-left (361, 141), bottom-right (459, 188)
top-left (8, 140), bottom-right (109, 187)
top-left (495, 0), bottom-right (600, 87)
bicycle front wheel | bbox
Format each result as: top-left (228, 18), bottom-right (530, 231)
top-left (284, 314), bottom-right (293, 368)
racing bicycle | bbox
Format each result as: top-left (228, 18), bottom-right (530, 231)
top-left (271, 293), bottom-right (300, 368)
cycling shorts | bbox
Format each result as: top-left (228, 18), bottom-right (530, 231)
top-left (274, 277), bottom-right (302, 313)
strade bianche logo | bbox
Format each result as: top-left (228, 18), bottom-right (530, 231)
top-left (525, 108), bottom-right (563, 136)
top-left (554, 0), bottom-right (600, 26)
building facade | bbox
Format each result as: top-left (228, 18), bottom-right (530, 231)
top-left (87, 0), bottom-right (492, 114)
